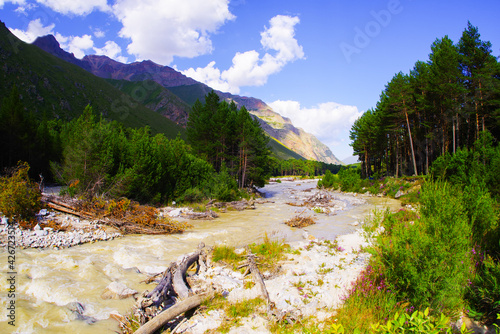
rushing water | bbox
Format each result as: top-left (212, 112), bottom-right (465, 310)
top-left (0, 180), bottom-right (400, 333)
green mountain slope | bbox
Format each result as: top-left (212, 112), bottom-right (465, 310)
top-left (106, 79), bottom-right (192, 126)
top-left (0, 21), bottom-right (184, 139)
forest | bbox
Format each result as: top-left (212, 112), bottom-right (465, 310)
top-left (318, 22), bottom-right (500, 333)
top-left (350, 22), bottom-right (500, 178)
top-left (0, 89), bottom-right (279, 204)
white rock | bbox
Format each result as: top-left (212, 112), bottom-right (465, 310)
top-left (101, 282), bottom-right (138, 300)
top-left (35, 230), bottom-right (48, 236)
top-left (34, 224), bottom-right (42, 231)
top-left (168, 209), bottom-right (182, 217)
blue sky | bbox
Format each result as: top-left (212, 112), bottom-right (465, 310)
top-left (1, 0), bottom-right (499, 160)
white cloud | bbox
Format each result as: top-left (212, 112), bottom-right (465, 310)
top-left (94, 29), bottom-right (105, 38)
top-left (94, 40), bottom-right (128, 63)
top-left (10, 19), bottom-right (94, 59)
top-left (10, 18), bottom-right (54, 43)
top-left (35, 0), bottom-right (110, 15)
top-left (112, 0), bottom-right (235, 65)
top-left (182, 15), bottom-right (305, 94)
top-left (182, 61), bottom-right (231, 92)
top-left (55, 33), bottom-right (94, 59)
top-left (0, 0), bottom-right (26, 9)
top-left (269, 100), bottom-right (363, 157)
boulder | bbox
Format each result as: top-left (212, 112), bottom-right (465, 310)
top-left (101, 281), bottom-right (138, 300)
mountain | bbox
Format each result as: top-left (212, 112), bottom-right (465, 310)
top-left (0, 21), bottom-right (184, 138)
top-left (342, 155), bottom-right (359, 165)
top-left (32, 33), bottom-right (342, 164)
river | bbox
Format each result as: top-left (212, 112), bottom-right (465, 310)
top-left (0, 180), bottom-right (399, 333)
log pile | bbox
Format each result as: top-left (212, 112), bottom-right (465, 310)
top-left (42, 195), bottom-right (191, 235)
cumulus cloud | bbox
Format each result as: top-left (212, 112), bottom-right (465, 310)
top-left (0, 0), bottom-right (26, 9)
top-left (55, 33), bottom-right (94, 59)
top-left (94, 40), bottom-right (128, 63)
top-left (112, 0), bottom-right (235, 65)
top-left (182, 15), bottom-right (305, 94)
top-left (35, 0), bottom-right (110, 15)
top-left (10, 18), bottom-right (54, 43)
top-left (269, 100), bottom-right (363, 157)
top-left (10, 19), bottom-right (95, 59)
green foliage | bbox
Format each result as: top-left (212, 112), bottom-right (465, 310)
top-left (337, 167), bottom-right (361, 192)
top-left (0, 86), bottom-right (60, 180)
top-left (466, 255), bottom-right (500, 325)
top-left (317, 170), bottom-right (337, 188)
top-left (187, 91), bottom-right (271, 188)
top-left (212, 245), bottom-right (244, 265)
top-left (379, 182), bottom-right (472, 311)
top-left (350, 22), bottom-right (500, 178)
top-left (0, 162), bottom-right (42, 222)
top-left (249, 234), bottom-right (290, 270)
top-left (371, 308), bottom-right (471, 333)
top-left (271, 158), bottom-right (342, 178)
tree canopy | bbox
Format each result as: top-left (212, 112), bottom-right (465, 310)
top-left (350, 22), bottom-right (500, 178)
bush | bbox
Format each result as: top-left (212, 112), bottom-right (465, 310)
top-left (378, 182), bottom-right (472, 312)
top-left (466, 255), bottom-right (500, 325)
top-left (317, 170), bottom-right (336, 188)
top-left (338, 167), bottom-right (361, 192)
top-left (371, 308), bottom-right (470, 334)
top-left (178, 187), bottom-right (206, 203)
top-left (0, 162), bottom-right (42, 222)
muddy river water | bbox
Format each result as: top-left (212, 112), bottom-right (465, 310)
top-left (0, 180), bottom-right (400, 333)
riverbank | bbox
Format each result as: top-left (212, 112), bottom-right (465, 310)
top-left (128, 227), bottom-right (374, 334)
top-left (0, 181), bottom-right (402, 334)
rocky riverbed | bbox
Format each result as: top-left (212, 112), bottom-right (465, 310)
top-left (132, 228), bottom-right (373, 334)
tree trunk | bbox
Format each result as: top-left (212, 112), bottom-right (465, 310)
top-left (405, 111), bottom-right (418, 176)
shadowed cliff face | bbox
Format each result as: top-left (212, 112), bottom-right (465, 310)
top-left (32, 34), bottom-right (342, 164)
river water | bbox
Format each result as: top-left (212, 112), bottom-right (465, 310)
top-left (0, 180), bottom-right (399, 333)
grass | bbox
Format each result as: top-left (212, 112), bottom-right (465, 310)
top-left (200, 295), bottom-right (265, 333)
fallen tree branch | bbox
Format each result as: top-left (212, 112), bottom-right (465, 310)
top-left (134, 292), bottom-right (212, 334)
top-left (245, 246), bottom-right (272, 314)
top-left (173, 243), bottom-right (205, 299)
top-left (45, 201), bottom-right (94, 219)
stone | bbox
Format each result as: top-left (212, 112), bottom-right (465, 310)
top-left (394, 190), bottom-right (404, 199)
top-left (35, 230), bottom-right (48, 236)
top-left (168, 208), bottom-right (183, 217)
top-left (34, 224), bottom-right (42, 231)
top-left (101, 282), bottom-right (138, 300)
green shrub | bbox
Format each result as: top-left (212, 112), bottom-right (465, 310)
top-left (466, 255), bottom-right (500, 325)
top-left (371, 308), bottom-right (471, 333)
top-left (318, 170), bottom-right (337, 188)
top-left (378, 182), bottom-right (472, 312)
top-left (462, 180), bottom-right (499, 253)
top-left (179, 187), bottom-right (206, 203)
top-left (338, 167), bottom-right (361, 192)
top-left (0, 162), bottom-right (42, 223)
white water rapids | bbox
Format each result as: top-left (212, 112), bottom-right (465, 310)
top-left (0, 180), bottom-right (399, 333)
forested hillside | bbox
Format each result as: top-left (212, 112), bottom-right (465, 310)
top-left (350, 22), bottom-right (500, 178)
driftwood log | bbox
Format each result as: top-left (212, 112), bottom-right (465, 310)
top-left (44, 197), bottom-right (94, 219)
top-left (245, 246), bottom-right (272, 315)
top-left (132, 243), bottom-right (208, 334)
top-left (134, 293), bottom-right (212, 334)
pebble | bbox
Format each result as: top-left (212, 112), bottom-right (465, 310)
top-left (0, 222), bottom-right (122, 249)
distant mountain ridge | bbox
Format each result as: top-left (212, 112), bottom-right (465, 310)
top-left (32, 34), bottom-right (342, 164)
